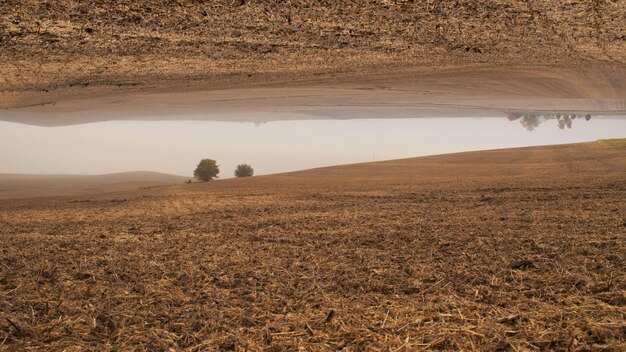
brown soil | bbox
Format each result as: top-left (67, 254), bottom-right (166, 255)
top-left (2, 0), bottom-right (626, 109)
top-left (1, 140), bottom-right (625, 350)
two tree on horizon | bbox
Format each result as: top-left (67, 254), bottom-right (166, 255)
top-left (193, 159), bottom-right (254, 182)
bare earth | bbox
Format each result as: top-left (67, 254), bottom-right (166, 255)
top-left (2, 1), bottom-right (626, 110)
top-left (1, 140), bottom-right (624, 350)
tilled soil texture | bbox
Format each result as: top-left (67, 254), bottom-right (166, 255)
top-left (1, 0), bottom-right (626, 108)
top-left (1, 140), bottom-right (625, 351)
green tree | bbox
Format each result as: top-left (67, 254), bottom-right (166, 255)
top-left (234, 164), bottom-right (254, 177)
top-left (194, 159), bottom-right (219, 181)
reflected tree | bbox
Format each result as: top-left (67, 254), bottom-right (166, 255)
top-left (507, 112), bottom-right (592, 131)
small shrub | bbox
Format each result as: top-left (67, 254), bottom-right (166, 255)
top-left (234, 164), bottom-right (254, 177)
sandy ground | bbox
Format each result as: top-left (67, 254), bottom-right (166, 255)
top-left (0, 172), bottom-right (189, 200)
top-left (1, 140), bottom-right (624, 350)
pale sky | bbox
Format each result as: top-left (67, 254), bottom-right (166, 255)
top-left (1, 116), bottom-right (625, 177)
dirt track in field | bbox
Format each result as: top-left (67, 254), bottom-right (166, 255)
top-left (1, 140), bottom-right (625, 351)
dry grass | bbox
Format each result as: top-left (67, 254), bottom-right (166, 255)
top-left (1, 141), bottom-right (625, 351)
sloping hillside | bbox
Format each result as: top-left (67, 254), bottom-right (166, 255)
top-left (0, 171), bottom-right (189, 199)
top-left (1, 140), bottom-right (624, 350)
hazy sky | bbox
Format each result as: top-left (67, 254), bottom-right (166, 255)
top-left (1, 117), bottom-right (625, 177)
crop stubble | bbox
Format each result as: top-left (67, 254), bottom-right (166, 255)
top-left (0, 141), bottom-right (625, 350)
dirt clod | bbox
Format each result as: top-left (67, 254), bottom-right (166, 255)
top-left (511, 260), bottom-right (535, 270)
